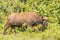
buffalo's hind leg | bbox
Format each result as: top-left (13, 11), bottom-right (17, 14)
top-left (3, 21), bottom-right (9, 35)
top-left (11, 25), bottom-right (16, 34)
top-left (3, 24), bottom-right (9, 35)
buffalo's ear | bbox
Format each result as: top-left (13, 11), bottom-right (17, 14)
top-left (40, 15), bottom-right (45, 21)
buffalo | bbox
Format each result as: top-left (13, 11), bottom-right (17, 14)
top-left (3, 12), bottom-right (48, 35)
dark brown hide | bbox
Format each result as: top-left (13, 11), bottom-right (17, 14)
top-left (3, 12), bottom-right (48, 35)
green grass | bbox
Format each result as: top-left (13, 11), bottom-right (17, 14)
top-left (0, 23), bottom-right (60, 40)
top-left (0, 31), bottom-right (43, 40)
top-left (0, 0), bottom-right (60, 40)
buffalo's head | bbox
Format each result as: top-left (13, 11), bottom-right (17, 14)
top-left (40, 15), bottom-right (48, 28)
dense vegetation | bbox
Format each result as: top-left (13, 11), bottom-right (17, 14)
top-left (0, 0), bottom-right (60, 40)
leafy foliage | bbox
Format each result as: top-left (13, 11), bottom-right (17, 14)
top-left (0, 0), bottom-right (60, 40)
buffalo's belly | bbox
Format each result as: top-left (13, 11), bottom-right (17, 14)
top-left (12, 20), bottom-right (36, 26)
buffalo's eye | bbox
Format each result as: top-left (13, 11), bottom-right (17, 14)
top-left (42, 19), bottom-right (45, 21)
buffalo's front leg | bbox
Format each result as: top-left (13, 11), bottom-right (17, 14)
top-left (33, 26), bottom-right (39, 32)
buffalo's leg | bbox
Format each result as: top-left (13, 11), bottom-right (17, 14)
top-left (27, 25), bottom-right (31, 29)
top-left (3, 23), bottom-right (9, 35)
top-left (11, 26), bottom-right (15, 34)
top-left (33, 26), bottom-right (39, 32)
